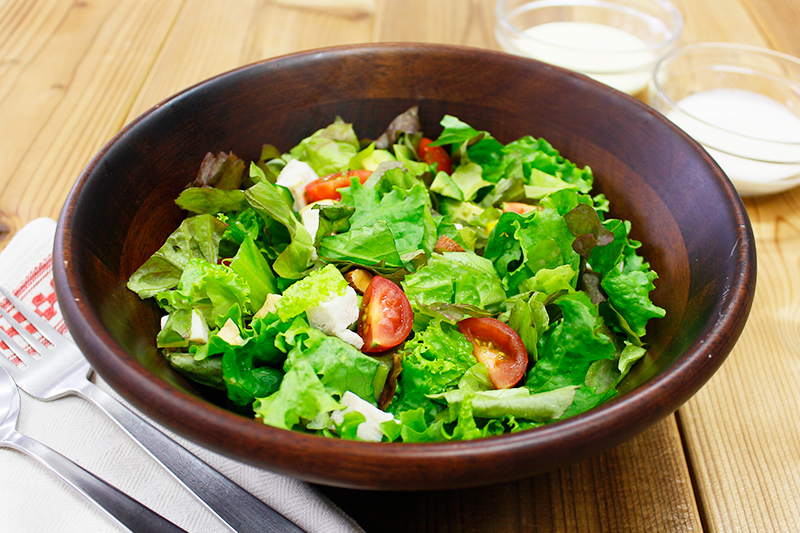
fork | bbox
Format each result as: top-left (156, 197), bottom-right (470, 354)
top-left (0, 362), bottom-right (189, 532)
top-left (0, 286), bottom-right (305, 533)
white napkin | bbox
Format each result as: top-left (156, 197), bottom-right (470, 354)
top-left (0, 218), bottom-right (365, 533)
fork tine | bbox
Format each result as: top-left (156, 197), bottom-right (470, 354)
top-left (0, 324), bottom-right (36, 366)
top-left (0, 300), bottom-right (50, 356)
top-left (0, 286), bottom-right (62, 349)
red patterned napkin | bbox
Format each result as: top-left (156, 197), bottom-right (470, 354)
top-left (0, 218), bottom-right (363, 533)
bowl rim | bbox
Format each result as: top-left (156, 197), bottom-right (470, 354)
top-left (53, 42), bottom-right (756, 489)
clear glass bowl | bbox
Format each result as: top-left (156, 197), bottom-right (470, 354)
top-left (650, 43), bottom-right (800, 196)
top-left (495, 0), bottom-right (683, 97)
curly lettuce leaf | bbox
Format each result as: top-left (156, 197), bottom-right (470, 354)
top-left (253, 317), bottom-right (385, 430)
top-left (388, 319), bottom-right (476, 418)
top-left (402, 251), bottom-right (506, 329)
top-left (288, 117), bottom-right (359, 176)
top-left (484, 205), bottom-right (580, 296)
top-left (321, 178), bottom-right (437, 269)
top-left (254, 358), bottom-right (339, 430)
top-left (274, 264), bottom-right (347, 321)
top-left (155, 258), bottom-right (250, 327)
top-left (127, 214), bottom-right (228, 299)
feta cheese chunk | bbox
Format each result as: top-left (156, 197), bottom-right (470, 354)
top-left (300, 207), bottom-right (320, 242)
top-left (306, 286), bottom-right (363, 349)
top-left (187, 309), bottom-right (210, 344)
top-left (330, 391), bottom-right (395, 442)
top-left (300, 208), bottom-right (320, 260)
top-left (217, 318), bottom-right (244, 346)
top-left (254, 293), bottom-right (283, 320)
top-left (275, 159), bottom-right (319, 211)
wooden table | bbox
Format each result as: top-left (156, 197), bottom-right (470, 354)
top-left (2, 0), bottom-right (799, 531)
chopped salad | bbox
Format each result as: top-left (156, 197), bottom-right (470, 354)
top-left (127, 107), bottom-right (665, 443)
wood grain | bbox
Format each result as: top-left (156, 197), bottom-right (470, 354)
top-left (320, 417), bottom-right (701, 533)
top-left (2, 0), bottom-right (800, 531)
top-left (0, 0), bottom-right (182, 240)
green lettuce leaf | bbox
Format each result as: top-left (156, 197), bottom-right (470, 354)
top-left (245, 168), bottom-right (315, 279)
top-left (274, 264), bottom-right (347, 321)
top-left (288, 117), bottom-right (359, 176)
top-left (228, 235), bottom-right (277, 314)
top-left (402, 251), bottom-right (506, 328)
top-left (388, 319), bottom-right (476, 418)
top-left (127, 214), bottom-right (228, 299)
top-left (429, 385), bottom-right (578, 422)
top-left (322, 178), bottom-right (437, 269)
top-left (155, 258), bottom-right (250, 327)
top-left (175, 188), bottom-right (249, 215)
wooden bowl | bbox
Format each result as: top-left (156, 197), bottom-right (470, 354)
top-left (53, 43), bottom-right (755, 490)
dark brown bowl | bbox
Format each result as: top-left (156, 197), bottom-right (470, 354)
top-left (53, 43), bottom-right (755, 490)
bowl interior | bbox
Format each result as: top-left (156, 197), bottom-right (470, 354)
top-left (54, 43), bottom-right (754, 490)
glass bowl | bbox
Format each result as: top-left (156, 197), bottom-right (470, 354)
top-left (495, 0), bottom-right (683, 97)
top-left (650, 43), bottom-right (800, 196)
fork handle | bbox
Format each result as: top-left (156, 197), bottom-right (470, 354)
top-left (76, 380), bottom-right (306, 533)
top-left (5, 430), bottom-right (188, 533)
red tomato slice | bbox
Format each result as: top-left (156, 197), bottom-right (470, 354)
top-left (304, 169), bottom-right (372, 203)
top-left (418, 138), bottom-right (453, 175)
top-left (358, 276), bottom-right (413, 353)
top-left (458, 317), bottom-right (528, 389)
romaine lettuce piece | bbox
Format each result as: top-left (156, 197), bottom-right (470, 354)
top-left (245, 167), bottom-right (315, 279)
top-left (228, 235), bottom-right (277, 314)
top-left (176, 188), bottom-right (249, 214)
top-left (429, 385), bottom-right (577, 422)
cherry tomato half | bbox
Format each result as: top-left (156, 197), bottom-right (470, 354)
top-left (358, 276), bottom-right (413, 353)
top-left (418, 138), bottom-right (453, 175)
top-left (304, 169), bottom-right (372, 203)
top-left (458, 317), bottom-right (528, 389)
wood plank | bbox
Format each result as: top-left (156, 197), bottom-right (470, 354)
top-left (678, 191), bottom-right (800, 533)
top-left (0, 0), bottom-right (183, 244)
top-left (374, 0), bottom-right (499, 48)
top-left (320, 417), bottom-right (701, 533)
top-left (125, 0), bottom-right (376, 120)
top-left (671, 0), bottom-right (768, 46)
top-left (0, 0), bottom-right (74, 101)
top-left (739, 0), bottom-right (800, 56)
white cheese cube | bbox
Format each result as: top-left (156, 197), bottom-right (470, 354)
top-left (330, 391), bottom-right (395, 442)
top-left (217, 318), bottom-right (244, 346)
top-left (187, 309), bottom-right (210, 344)
top-left (254, 293), bottom-right (283, 320)
top-left (306, 285), bottom-right (363, 349)
top-left (300, 207), bottom-right (321, 242)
